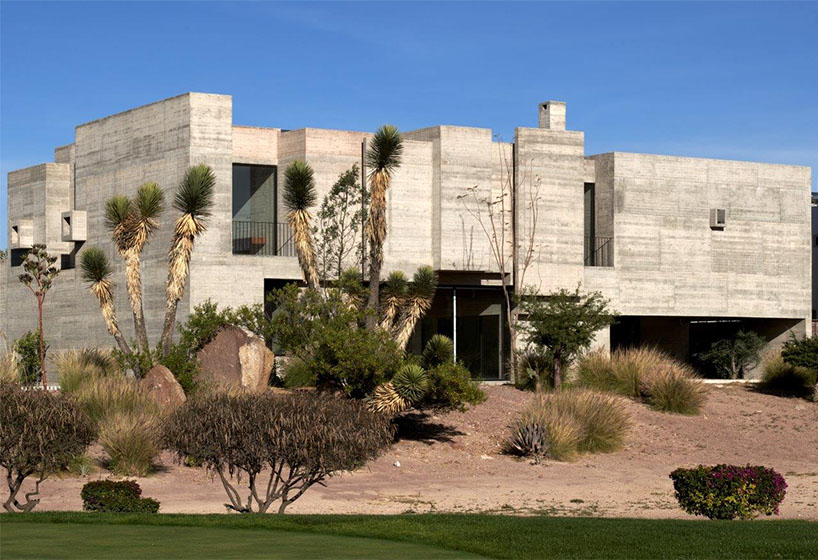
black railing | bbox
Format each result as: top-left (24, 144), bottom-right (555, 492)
top-left (584, 236), bottom-right (614, 267)
top-left (232, 221), bottom-right (295, 257)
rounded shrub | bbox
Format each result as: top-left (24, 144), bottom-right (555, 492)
top-left (670, 464), bottom-right (787, 520)
top-left (423, 362), bottom-right (486, 411)
top-left (760, 353), bottom-right (816, 398)
top-left (98, 412), bottom-right (160, 476)
top-left (645, 367), bottom-right (705, 415)
top-left (81, 480), bottom-right (159, 513)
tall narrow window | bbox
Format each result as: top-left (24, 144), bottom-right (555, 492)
top-left (584, 183), bottom-right (595, 264)
top-left (232, 164), bottom-right (278, 255)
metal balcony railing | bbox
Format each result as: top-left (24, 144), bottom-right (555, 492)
top-left (584, 236), bottom-right (614, 267)
top-left (232, 221), bottom-right (295, 257)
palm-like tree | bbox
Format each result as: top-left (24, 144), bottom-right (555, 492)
top-left (364, 125), bottom-right (403, 330)
top-left (284, 160), bottom-right (320, 291)
top-left (104, 184), bottom-right (164, 353)
top-left (394, 266), bottom-right (437, 350)
top-left (80, 247), bottom-right (131, 355)
top-left (379, 270), bottom-right (407, 330)
top-left (160, 164), bottom-right (216, 355)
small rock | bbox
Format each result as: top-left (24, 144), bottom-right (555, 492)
top-left (480, 454), bottom-right (493, 460)
top-left (393, 461), bottom-right (401, 467)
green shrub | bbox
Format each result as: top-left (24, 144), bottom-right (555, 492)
top-left (14, 331), bottom-right (43, 385)
top-left (780, 334), bottom-right (818, 372)
top-left (670, 465), bottom-right (787, 520)
top-left (760, 353), bottom-right (816, 397)
top-left (282, 357), bottom-right (316, 388)
top-left (67, 454), bottom-right (95, 477)
top-left (506, 389), bottom-right (630, 462)
top-left (513, 348), bottom-right (555, 391)
top-left (695, 330), bottom-right (766, 379)
top-left (179, 300), bottom-right (233, 351)
top-left (80, 480), bottom-right (159, 513)
top-left (575, 348), bottom-right (705, 414)
top-left (423, 362), bottom-right (486, 411)
top-left (159, 342), bottom-right (200, 394)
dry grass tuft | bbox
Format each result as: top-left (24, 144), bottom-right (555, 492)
top-left (99, 412), bottom-right (160, 476)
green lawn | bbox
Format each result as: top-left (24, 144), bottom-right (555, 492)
top-left (2, 513), bottom-right (817, 559)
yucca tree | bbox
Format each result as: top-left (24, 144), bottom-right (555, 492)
top-left (379, 270), bottom-right (408, 330)
top-left (284, 161), bottom-right (320, 291)
top-left (394, 266), bottom-right (437, 350)
top-left (160, 164), bottom-right (216, 355)
top-left (364, 125), bottom-right (403, 330)
top-left (80, 247), bottom-right (131, 355)
top-left (104, 183), bottom-right (164, 353)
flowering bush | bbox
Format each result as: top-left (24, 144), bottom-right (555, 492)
top-left (669, 464), bottom-right (787, 520)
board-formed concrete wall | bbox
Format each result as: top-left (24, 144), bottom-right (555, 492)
top-left (585, 152), bottom-right (812, 329)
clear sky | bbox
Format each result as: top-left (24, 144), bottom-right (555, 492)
top-left (2, 1), bottom-right (817, 250)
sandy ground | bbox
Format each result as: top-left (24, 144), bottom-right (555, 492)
top-left (18, 385), bottom-right (818, 518)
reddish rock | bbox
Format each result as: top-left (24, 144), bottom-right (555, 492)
top-left (196, 325), bottom-right (274, 393)
top-left (141, 364), bottom-right (186, 409)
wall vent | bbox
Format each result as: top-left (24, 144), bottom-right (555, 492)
top-left (710, 208), bottom-right (726, 229)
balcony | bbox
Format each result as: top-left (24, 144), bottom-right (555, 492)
top-left (232, 221), bottom-right (295, 257)
top-left (584, 236), bottom-right (613, 267)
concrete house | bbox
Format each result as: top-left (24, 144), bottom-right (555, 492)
top-left (1, 93), bottom-right (813, 379)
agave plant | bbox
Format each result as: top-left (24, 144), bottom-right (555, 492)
top-left (506, 420), bottom-right (549, 464)
top-left (160, 165), bottom-right (216, 355)
top-left (393, 266), bottom-right (437, 350)
top-left (284, 161), bottom-right (320, 291)
top-left (367, 382), bottom-right (407, 415)
top-left (80, 247), bottom-right (131, 355)
top-left (378, 270), bottom-right (408, 330)
top-left (104, 183), bottom-right (165, 353)
top-left (364, 125), bottom-right (403, 329)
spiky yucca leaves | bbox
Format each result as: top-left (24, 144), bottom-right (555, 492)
top-left (365, 125), bottom-right (403, 330)
top-left (379, 271), bottom-right (408, 330)
top-left (160, 164), bottom-right (216, 355)
top-left (367, 382), bottom-right (407, 415)
top-left (284, 161), bottom-right (320, 291)
top-left (105, 196), bottom-right (134, 253)
top-left (81, 247), bottom-right (131, 355)
top-left (394, 266), bottom-right (437, 350)
top-left (422, 335), bottom-right (454, 368)
top-left (392, 364), bottom-right (428, 403)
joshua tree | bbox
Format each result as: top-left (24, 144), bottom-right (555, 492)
top-left (160, 164), bottom-right (216, 355)
top-left (284, 161), bottom-right (320, 291)
top-left (364, 125), bottom-right (403, 330)
top-left (17, 244), bottom-right (59, 389)
top-left (104, 183), bottom-right (165, 353)
top-left (393, 266), bottom-right (437, 350)
top-left (80, 247), bottom-right (131, 355)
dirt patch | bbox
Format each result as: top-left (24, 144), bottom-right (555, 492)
top-left (17, 385), bottom-right (818, 518)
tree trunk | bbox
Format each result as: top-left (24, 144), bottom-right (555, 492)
top-left (37, 294), bottom-right (46, 390)
top-left (160, 299), bottom-right (179, 356)
top-left (125, 253), bottom-right (150, 354)
top-left (553, 355), bottom-right (563, 389)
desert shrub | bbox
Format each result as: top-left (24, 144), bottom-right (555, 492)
top-left (159, 342), bottom-right (201, 394)
top-left (646, 366), bottom-right (706, 415)
top-left (780, 333), bottom-right (818, 372)
top-left (0, 342), bottom-right (19, 384)
top-left (506, 389), bottom-right (629, 462)
top-left (695, 330), bottom-right (766, 379)
top-left (56, 348), bottom-right (119, 393)
top-left (513, 348), bottom-right (555, 392)
top-left (67, 453), bottom-right (95, 477)
top-left (14, 331), bottom-right (43, 385)
top-left (670, 465), bottom-right (787, 520)
top-left (282, 357), bottom-right (316, 388)
top-left (81, 480), bottom-right (160, 513)
top-left (575, 348), bottom-right (705, 414)
top-left (0, 382), bottom-right (96, 512)
top-left (179, 300), bottom-right (234, 351)
top-left (99, 412), bottom-right (161, 476)
top-left (163, 391), bottom-right (394, 513)
top-left (759, 353), bottom-right (816, 398)
top-left (423, 361), bottom-right (486, 411)
top-left (422, 335), bottom-right (454, 368)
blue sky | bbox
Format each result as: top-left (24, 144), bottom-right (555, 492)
top-left (2, 1), bottom-right (817, 250)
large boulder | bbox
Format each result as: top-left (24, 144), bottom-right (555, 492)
top-left (141, 364), bottom-right (186, 409)
top-left (196, 325), bottom-right (275, 393)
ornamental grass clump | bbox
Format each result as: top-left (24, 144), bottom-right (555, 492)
top-left (163, 391), bottom-right (394, 513)
top-left (759, 352), bottom-right (816, 398)
top-left (506, 389), bottom-right (629, 462)
top-left (56, 348), bottom-right (119, 393)
top-left (670, 464), bottom-right (787, 520)
top-left (98, 412), bottom-right (161, 476)
top-left (575, 347), bottom-right (705, 415)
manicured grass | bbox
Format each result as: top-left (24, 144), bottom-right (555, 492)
top-left (2, 512), bottom-right (817, 559)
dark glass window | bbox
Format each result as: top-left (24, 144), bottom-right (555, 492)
top-left (232, 164), bottom-right (276, 222)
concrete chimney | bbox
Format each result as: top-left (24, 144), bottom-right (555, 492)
top-left (539, 101), bottom-right (566, 130)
